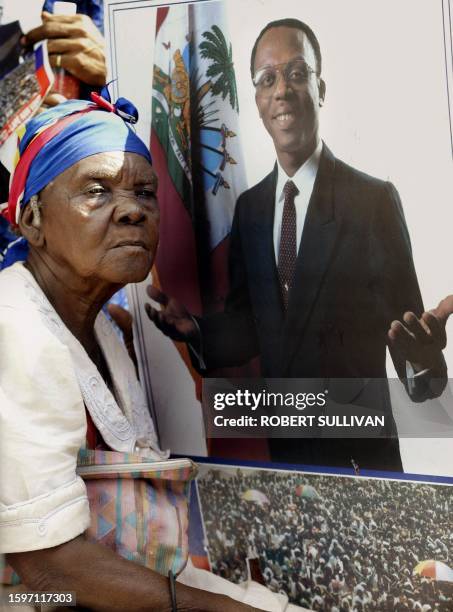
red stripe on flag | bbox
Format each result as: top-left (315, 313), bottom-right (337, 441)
top-left (155, 6), bottom-right (170, 35)
top-left (152, 266), bottom-right (202, 400)
top-left (151, 127), bottom-right (202, 316)
top-left (208, 438), bottom-right (270, 462)
top-left (36, 65), bottom-right (50, 95)
top-left (190, 555), bottom-right (211, 571)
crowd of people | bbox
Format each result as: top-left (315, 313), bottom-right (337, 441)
top-left (0, 55), bottom-right (40, 133)
top-left (197, 468), bottom-right (453, 611)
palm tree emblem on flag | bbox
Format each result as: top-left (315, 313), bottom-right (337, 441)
top-left (151, 4), bottom-right (247, 316)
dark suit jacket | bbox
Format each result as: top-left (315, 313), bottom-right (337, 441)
top-left (199, 144), bottom-right (442, 470)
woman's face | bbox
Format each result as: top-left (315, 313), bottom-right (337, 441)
top-left (36, 151), bottom-right (159, 286)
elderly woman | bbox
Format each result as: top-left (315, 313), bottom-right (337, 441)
top-left (0, 95), bottom-right (271, 612)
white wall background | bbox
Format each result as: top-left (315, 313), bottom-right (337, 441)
top-left (104, 0), bottom-right (453, 473)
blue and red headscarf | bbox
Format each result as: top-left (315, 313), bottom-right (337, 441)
top-left (0, 90), bottom-right (151, 268)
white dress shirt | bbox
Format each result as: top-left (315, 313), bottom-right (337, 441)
top-left (273, 140), bottom-right (322, 263)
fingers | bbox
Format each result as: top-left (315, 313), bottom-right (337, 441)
top-left (146, 285), bottom-right (169, 306)
top-left (107, 304), bottom-right (133, 338)
top-left (26, 14), bottom-right (103, 45)
top-left (23, 12), bottom-right (106, 85)
top-left (144, 291), bottom-right (169, 330)
top-left (402, 311), bottom-right (433, 344)
top-left (387, 320), bottom-right (402, 342)
top-left (26, 21), bottom-right (90, 44)
top-left (39, 92), bottom-right (68, 111)
top-left (387, 309), bottom-right (447, 369)
top-left (421, 311), bottom-right (447, 349)
top-left (389, 312), bottom-right (434, 346)
top-left (433, 295), bottom-right (453, 322)
top-left (144, 302), bottom-right (175, 337)
top-left (387, 315), bottom-right (422, 359)
top-left (49, 50), bottom-right (106, 85)
top-left (144, 287), bottom-right (197, 342)
top-left (42, 11), bottom-right (83, 24)
top-left (421, 311), bottom-right (442, 336)
top-left (144, 302), bottom-right (158, 323)
top-left (47, 38), bottom-right (96, 55)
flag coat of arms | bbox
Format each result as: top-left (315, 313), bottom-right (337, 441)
top-left (151, 3), bottom-right (247, 318)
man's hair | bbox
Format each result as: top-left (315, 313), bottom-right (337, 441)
top-left (250, 18), bottom-right (322, 78)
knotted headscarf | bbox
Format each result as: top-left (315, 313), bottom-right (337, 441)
top-left (0, 89), bottom-right (151, 268)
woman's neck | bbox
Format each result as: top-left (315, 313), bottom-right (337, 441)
top-left (25, 250), bottom-right (120, 354)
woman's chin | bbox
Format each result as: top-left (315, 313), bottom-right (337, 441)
top-left (105, 257), bottom-right (153, 285)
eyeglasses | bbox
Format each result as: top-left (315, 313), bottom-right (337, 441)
top-left (252, 59), bottom-right (317, 97)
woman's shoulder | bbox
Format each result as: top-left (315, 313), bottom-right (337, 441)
top-left (0, 262), bottom-right (45, 314)
top-left (1, 261), bottom-right (69, 332)
top-left (0, 262), bottom-right (80, 399)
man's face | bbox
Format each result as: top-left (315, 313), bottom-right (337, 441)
top-left (253, 26), bottom-right (325, 160)
top-left (37, 151), bottom-right (159, 286)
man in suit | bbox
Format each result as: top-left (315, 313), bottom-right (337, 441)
top-left (146, 18), bottom-right (447, 471)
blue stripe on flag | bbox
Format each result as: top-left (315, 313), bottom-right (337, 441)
top-left (34, 44), bottom-right (44, 70)
top-left (182, 43), bottom-right (190, 71)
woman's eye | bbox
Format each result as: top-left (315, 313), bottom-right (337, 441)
top-left (137, 188), bottom-right (156, 199)
top-left (87, 185), bottom-right (107, 195)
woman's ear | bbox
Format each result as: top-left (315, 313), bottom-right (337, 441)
top-left (18, 196), bottom-right (45, 247)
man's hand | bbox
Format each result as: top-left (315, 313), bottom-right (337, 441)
top-left (145, 286), bottom-right (198, 343)
top-left (24, 12), bottom-right (106, 86)
top-left (431, 294), bottom-right (453, 325)
top-left (387, 311), bottom-right (446, 372)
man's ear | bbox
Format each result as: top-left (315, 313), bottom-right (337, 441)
top-left (318, 78), bottom-right (326, 107)
top-left (18, 200), bottom-right (45, 247)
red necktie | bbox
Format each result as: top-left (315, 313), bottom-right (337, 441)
top-left (278, 180), bottom-right (299, 310)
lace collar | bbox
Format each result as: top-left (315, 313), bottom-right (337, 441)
top-left (15, 263), bottom-right (166, 458)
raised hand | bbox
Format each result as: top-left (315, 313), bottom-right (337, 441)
top-left (145, 285), bottom-right (198, 344)
top-left (24, 12), bottom-right (106, 86)
top-left (387, 310), bottom-right (446, 372)
top-left (431, 294), bottom-right (453, 324)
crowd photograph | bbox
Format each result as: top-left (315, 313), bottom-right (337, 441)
top-left (197, 466), bottom-right (453, 610)
top-left (0, 55), bottom-right (40, 135)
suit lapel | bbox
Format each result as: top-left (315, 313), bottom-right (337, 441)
top-left (247, 166), bottom-right (285, 331)
top-left (281, 144), bottom-right (339, 372)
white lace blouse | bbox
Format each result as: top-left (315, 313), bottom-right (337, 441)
top-left (0, 262), bottom-right (166, 553)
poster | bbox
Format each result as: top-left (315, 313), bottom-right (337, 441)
top-left (0, 39), bottom-right (53, 146)
top-left (103, 0), bottom-right (453, 474)
top-left (195, 460), bottom-right (453, 610)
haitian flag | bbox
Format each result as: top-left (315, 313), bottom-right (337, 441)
top-left (150, 4), bottom-right (269, 460)
top-left (0, 40), bottom-right (53, 147)
top-left (151, 3), bottom-right (246, 319)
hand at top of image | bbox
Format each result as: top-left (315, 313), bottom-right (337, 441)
top-left (24, 11), bottom-right (106, 86)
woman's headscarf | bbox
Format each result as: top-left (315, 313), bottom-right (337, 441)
top-left (0, 89), bottom-right (151, 268)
